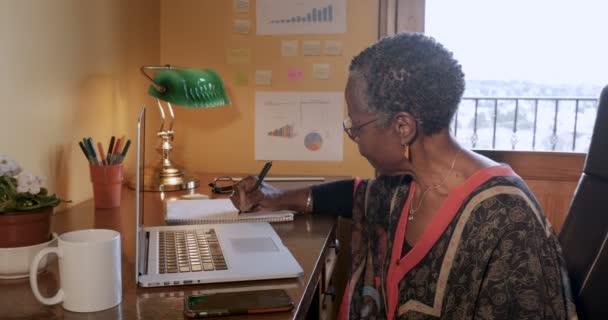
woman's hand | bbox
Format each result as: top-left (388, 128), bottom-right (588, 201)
top-left (229, 176), bottom-right (284, 212)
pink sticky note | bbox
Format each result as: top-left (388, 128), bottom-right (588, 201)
top-left (287, 68), bottom-right (304, 82)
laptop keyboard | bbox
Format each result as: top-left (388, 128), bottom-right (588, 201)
top-left (158, 229), bottom-right (228, 274)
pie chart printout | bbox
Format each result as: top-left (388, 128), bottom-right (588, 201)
top-left (304, 132), bottom-right (323, 151)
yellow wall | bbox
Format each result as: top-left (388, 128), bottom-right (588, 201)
top-left (159, 0), bottom-right (378, 178)
top-left (1, 0), bottom-right (379, 207)
top-left (0, 0), bottom-right (160, 205)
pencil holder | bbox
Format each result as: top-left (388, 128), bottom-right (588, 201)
top-left (89, 164), bottom-right (123, 208)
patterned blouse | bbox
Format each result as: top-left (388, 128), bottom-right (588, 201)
top-left (339, 166), bottom-right (578, 319)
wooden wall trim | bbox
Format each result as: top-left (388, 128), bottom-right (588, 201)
top-left (395, 0), bottom-right (425, 32)
top-left (476, 150), bottom-right (586, 182)
top-left (378, 0), bottom-right (425, 38)
top-left (476, 150), bottom-right (586, 232)
top-left (377, 0), bottom-right (396, 38)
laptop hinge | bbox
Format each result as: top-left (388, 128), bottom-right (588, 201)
top-left (139, 231), bottom-right (149, 276)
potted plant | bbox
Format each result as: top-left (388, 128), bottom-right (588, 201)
top-left (0, 154), bottom-right (67, 248)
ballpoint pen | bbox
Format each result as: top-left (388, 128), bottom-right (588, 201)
top-left (253, 161), bottom-right (273, 190)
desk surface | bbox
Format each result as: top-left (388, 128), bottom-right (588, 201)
top-left (0, 175), bottom-right (337, 320)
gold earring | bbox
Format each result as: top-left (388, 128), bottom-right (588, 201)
top-left (404, 144), bottom-right (410, 160)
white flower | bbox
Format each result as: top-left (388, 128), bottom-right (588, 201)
top-left (16, 172), bottom-right (44, 194)
top-left (0, 155), bottom-right (22, 177)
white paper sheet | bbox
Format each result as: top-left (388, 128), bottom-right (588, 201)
top-left (256, 0), bottom-right (347, 35)
top-left (165, 199), bottom-right (294, 224)
top-left (255, 91), bottom-right (344, 161)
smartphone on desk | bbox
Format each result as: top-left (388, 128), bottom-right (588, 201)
top-left (183, 289), bottom-right (294, 318)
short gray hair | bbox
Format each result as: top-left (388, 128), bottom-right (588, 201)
top-left (349, 32), bottom-right (465, 135)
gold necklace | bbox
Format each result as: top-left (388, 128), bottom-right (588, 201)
top-left (408, 148), bottom-right (462, 221)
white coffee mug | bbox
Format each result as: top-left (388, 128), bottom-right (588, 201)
top-left (29, 229), bottom-right (122, 313)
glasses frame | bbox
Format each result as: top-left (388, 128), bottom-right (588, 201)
top-left (343, 117), bottom-right (378, 140)
top-left (208, 176), bottom-right (235, 194)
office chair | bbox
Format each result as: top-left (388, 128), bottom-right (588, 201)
top-left (559, 84), bottom-right (608, 319)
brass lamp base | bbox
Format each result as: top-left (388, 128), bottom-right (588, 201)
top-left (128, 165), bottom-right (199, 192)
top-left (144, 165), bottom-right (199, 191)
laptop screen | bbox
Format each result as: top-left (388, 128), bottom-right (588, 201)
top-left (135, 105), bottom-right (146, 283)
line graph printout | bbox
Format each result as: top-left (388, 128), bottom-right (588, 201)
top-left (255, 92), bottom-right (344, 161)
top-left (256, 0), bottom-right (347, 35)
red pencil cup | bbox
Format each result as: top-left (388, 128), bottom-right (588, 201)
top-left (89, 164), bottom-right (124, 208)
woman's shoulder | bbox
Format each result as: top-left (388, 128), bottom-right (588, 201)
top-left (464, 172), bottom-right (554, 236)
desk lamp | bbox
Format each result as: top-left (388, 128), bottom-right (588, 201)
top-left (140, 65), bottom-right (230, 191)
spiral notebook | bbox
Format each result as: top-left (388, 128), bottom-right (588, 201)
top-left (166, 199), bottom-right (295, 224)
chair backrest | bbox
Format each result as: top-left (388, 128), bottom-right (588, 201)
top-left (559, 85), bottom-right (608, 319)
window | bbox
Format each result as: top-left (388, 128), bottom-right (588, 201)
top-left (420, 0), bottom-right (606, 152)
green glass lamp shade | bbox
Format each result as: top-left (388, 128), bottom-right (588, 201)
top-left (148, 68), bottom-right (231, 107)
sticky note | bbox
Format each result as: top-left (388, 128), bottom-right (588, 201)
top-left (324, 40), bottom-right (343, 56)
top-left (312, 64), bottom-right (330, 80)
top-left (234, 0), bottom-right (250, 13)
top-left (255, 70), bottom-right (272, 86)
top-left (281, 40), bottom-right (299, 57)
top-left (302, 40), bottom-right (322, 56)
top-left (287, 68), bottom-right (304, 82)
top-left (226, 48), bottom-right (251, 64)
top-left (235, 71), bottom-right (249, 86)
top-left (234, 19), bottom-right (251, 34)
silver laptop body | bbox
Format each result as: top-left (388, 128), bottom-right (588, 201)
top-left (135, 106), bottom-right (303, 288)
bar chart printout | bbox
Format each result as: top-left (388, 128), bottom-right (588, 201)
top-left (257, 0), bottom-right (347, 35)
top-left (270, 5), bottom-right (334, 24)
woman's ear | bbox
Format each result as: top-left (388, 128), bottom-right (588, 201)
top-left (394, 112), bottom-right (417, 144)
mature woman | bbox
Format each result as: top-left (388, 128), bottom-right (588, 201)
top-left (231, 33), bottom-right (576, 319)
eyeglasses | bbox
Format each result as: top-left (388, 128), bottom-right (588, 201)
top-left (342, 117), bottom-right (378, 140)
top-left (208, 176), bottom-right (235, 194)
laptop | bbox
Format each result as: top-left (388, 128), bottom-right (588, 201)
top-left (134, 106), bottom-right (303, 288)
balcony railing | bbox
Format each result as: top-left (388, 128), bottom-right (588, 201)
top-left (453, 96), bottom-right (599, 152)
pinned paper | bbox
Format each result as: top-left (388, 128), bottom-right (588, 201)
top-left (302, 40), bottom-right (322, 56)
top-left (256, 0), bottom-right (347, 35)
top-left (281, 40), bottom-right (299, 57)
top-left (312, 64), bottom-right (330, 80)
top-left (255, 92), bottom-right (344, 161)
top-left (324, 40), bottom-right (343, 56)
top-left (287, 68), bottom-right (304, 82)
top-left (234, 0), bottom-right (250, 13)
top-left (255, 70), bottom-right (272, 86)
top-left (234, 19), bottom-right (251, 34)
top-left (235, 71), bottom-right (249, 86)
top-left (226, 48), bottom-right (251, 64)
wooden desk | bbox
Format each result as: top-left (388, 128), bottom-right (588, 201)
top-left (0, 175), bottom-right (339, 320)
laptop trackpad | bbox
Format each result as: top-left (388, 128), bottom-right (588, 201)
top-left (230, 237), bottom-right (278, 253)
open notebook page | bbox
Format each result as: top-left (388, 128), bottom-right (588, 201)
top-left (165, 199), bottom-right (294, 224)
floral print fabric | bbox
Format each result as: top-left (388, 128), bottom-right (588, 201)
top-left (343, 166), bottom-right (577, 320)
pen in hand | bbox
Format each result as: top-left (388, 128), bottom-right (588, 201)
top-left (253, 161), bottom-right (273, 190)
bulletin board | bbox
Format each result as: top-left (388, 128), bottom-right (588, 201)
top-left (157, 0), bottom-right (378, 177)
